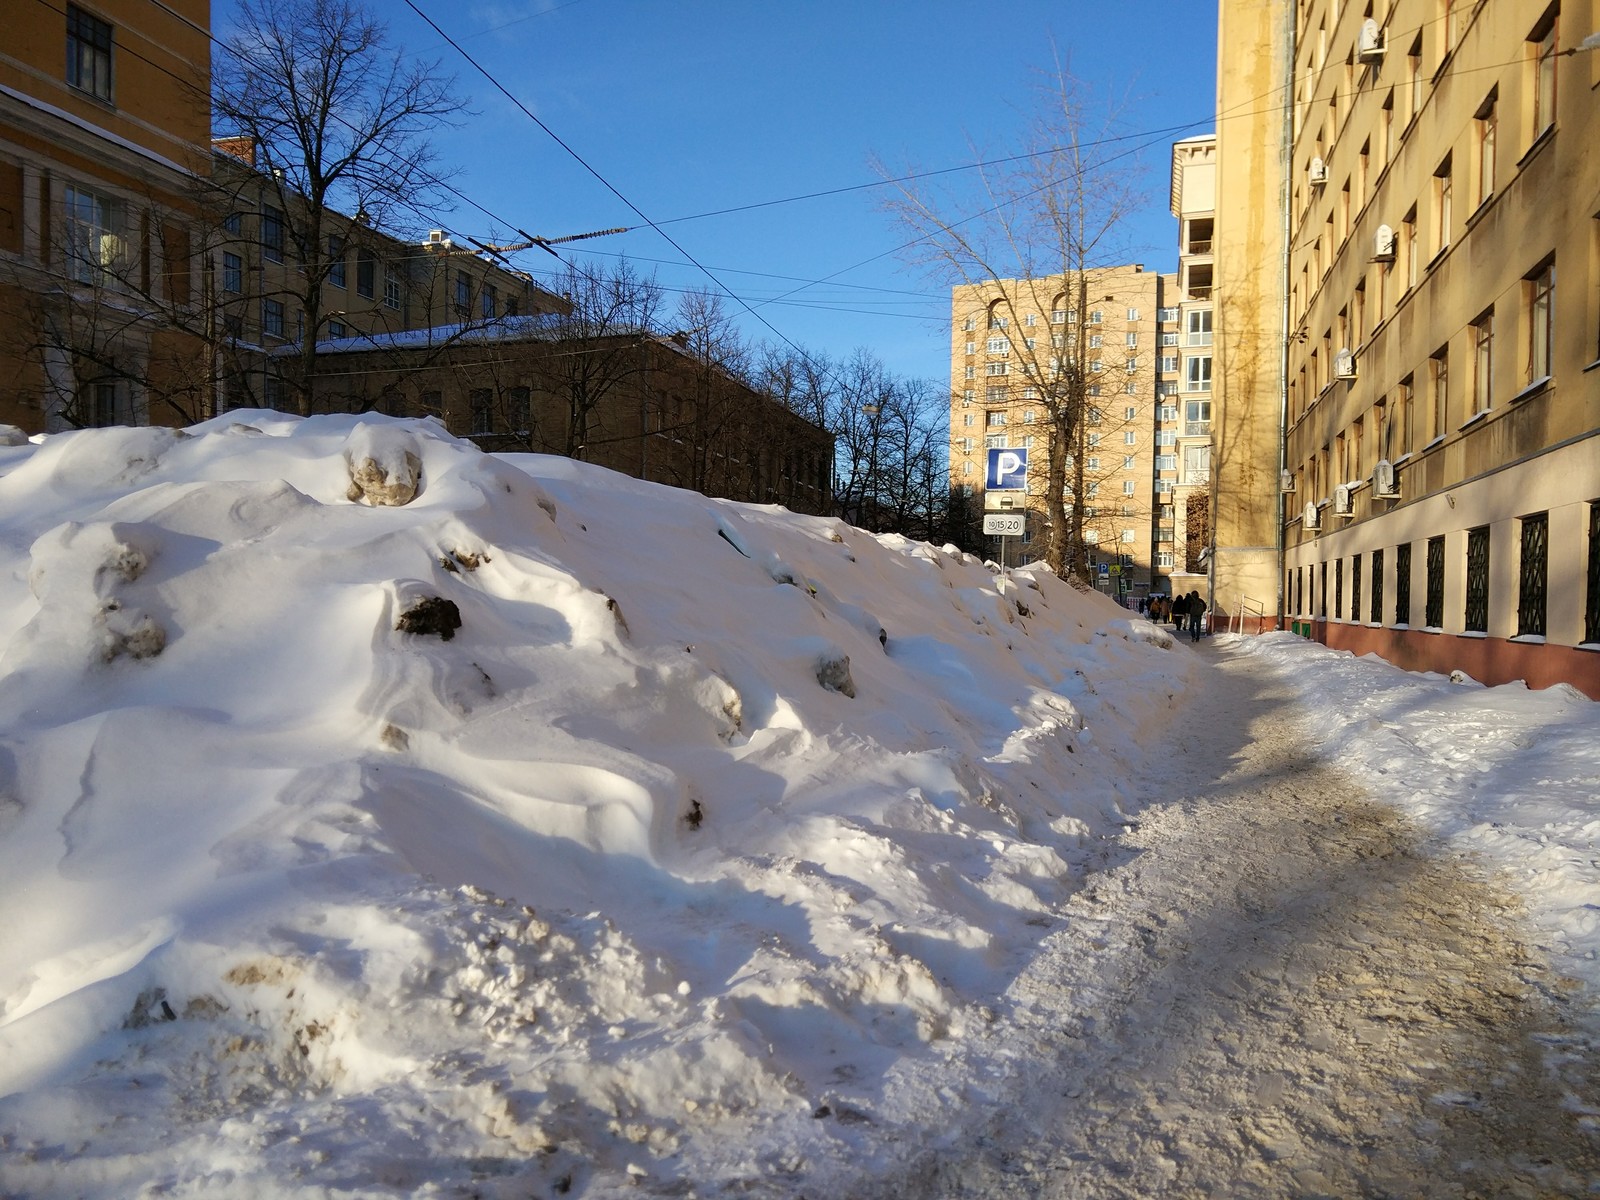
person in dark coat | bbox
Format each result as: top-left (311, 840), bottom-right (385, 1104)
top-left (1169, 592), bottom-right (1188, 630)
top-left (1188, 591), bottom-right (1208, 642)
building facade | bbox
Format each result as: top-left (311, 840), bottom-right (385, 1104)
top-left (948, 265), bottom-right (1179, 600)
top-left (1216, 0), bottom-right (1600, 695)
top-left (308, 322), bottom-right (835, 516)
top-left (0, 0), bottom-right (212, 432)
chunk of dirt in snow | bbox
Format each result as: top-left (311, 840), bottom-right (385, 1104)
top-left (816, 650), bottom-right (856, 698)
top-left (344, 425), bottom-right (424, 506)
top-left (396, 596), bottom-right (461, 640)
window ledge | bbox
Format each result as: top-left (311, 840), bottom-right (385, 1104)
top-left (1465, 194), bottom-right (1496, 230)
top-left (1393, 452), bottom-right (1414, 466)
top-left (1517, 124), bottom-right (1556, 169)
top-left (1457, 408), bottom-right (1489, 431)
top-left (1422, 435), bottom-right (1446, 451)
top-left (1583, 359), bottom-right (1600, 374)
top-left (1459, 630), bottom-right (1488, 639)
top-left (1421, 626), bottom-right (1443, 634)
top-left (1393, 623), bottom-right (1411, 632)
top-left (1426, 244), bottom-right (1450, 272)
top-left (1578, 642), bottom-right (1600, 653)
top-left (1511, 375), bottom-right (1551, 403)
top-left (1508, 634), bottom-right (1546, 645)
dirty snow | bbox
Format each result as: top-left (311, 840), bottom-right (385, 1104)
top-left (0, 414), bottom-right (1594, 1197)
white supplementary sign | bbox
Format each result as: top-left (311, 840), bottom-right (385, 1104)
top-left (986, 447), bottom-right (1028, 491)
top-left (982, 512), bottom-right (1026, 537)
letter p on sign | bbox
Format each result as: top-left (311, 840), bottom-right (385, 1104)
top-left (987, 446), bottom-right (1028, 491)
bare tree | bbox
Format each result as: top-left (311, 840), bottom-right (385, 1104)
top-left (878, 68), bottom-right (1143, 582)
top-left (211, 0), bottom-right (463, 414)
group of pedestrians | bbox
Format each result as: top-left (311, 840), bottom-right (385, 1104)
top-left (1140, 591), bottom-right (1209, 643)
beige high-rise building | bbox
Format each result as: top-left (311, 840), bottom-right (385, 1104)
top-left (1215, 0), bottom-right (1600, 696)
top-left (948, 265), bottom-right (1178, 600)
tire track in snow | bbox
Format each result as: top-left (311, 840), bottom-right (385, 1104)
top-left (873, 639), bottom-right (1600, 1198)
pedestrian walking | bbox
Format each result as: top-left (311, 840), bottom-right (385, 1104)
top-left (1188, 591), bottom-right (1208, 642)
top-left (1170, 592), bottom-right (1188, 631)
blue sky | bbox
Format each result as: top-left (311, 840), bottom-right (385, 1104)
top-left (227, 1), bottom-right (1220, 385)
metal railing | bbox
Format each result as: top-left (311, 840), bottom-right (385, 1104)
top-left (1233, 594), bottom-right (1266, 634)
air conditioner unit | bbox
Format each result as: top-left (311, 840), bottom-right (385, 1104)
top-left (1333, 484), bottom-right (1355, 515)
top-left (1334, 348), bottom-right (1357, 381)
top-left (1372, 223), bottom-right (1396, 263)
top-left (1372, 458), bottom-right (1400, 498)
top-left (1280, 470), bottom-right (1296, 494)
top-left (1309, 156), bottom-right (1328, 186)
top-left (1303, 501), bottom-right (1321, 530)
top-left (1357, 19), bottom-right (1386, 63)
top-left (424, 229), bottom-right (452, 251)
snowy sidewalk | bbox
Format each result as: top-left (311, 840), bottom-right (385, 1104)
top-left (877, 639), bottom-right (1600, 1198)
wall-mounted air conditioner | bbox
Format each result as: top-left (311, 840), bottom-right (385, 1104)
top-left (1357, 19), bottom-right (1386, 63)
top-left (1372, 458), bottom-right (1399, 498)
top-left (1309, 157), bottom-right (1328, 186)
top-left (1303, 501), bottom-right (1321, 530)
top-left (424, 229), bottom-right (453, 251)
top-left (1372, 224), bottom-right (1396, 263)
top-left (1334, 348), bottom-right (1357, 381)
top-left (1333, 484), bottom-right (1355, 515)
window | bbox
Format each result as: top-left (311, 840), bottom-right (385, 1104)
top-left (509, 387), bottom-right (531, 434)
top-left (1090, 360), bottom-right (1103, 373)
top-left (1050, 309), bottom-right (1067, 324)
top-left (962, 413), bottom-right (974, 428)
top-left (1185, 399), bottom-right (1212, 435)
top-left (1442, 0), bottom-right (1461, 57)
top-left (1407, 37), bottom-right (1424, 123)
top-left (1155, 479), bottom-right (1174, 494)
top-left (963, 342), bottom-right (975, 356)
top-left (1474, 93), bottom-right (1497, 207)
top-left (63, 185), bottom-right (124, 284)
top-left (356, 252), bottom-right (375, 299)
top-left (222, 251), bottom-right (242, 294)
top-left (1157, 430), bottom-right (1176, 447)
top-left (1185, 356), bottom-right (1212, 392)
top-left (1320, 561), bottom-right (1328, 619)
top-left (1158, 551), bottom-right (1175, 568)
top-left (986, 362), bottom-right (1009, 376)
top-left (1371, 549), bottom-right (1384, 624)
top-left (482, 286), bottom-right (497, 319)
top-left (1428, 348), bottom-right (1449, 440)
top-left (1125, 358), bottom-right (1138, 373)
top-left (1125, 332), bottom-right (1138, 348)
top-left (1395, 541), bottom-right (1412, 625)
top-left (1351, 554), bottom-right (1362, 624)
top-left (1024, 338), bottom-right (1036, 350)
top-left (1402, 207), bottom-right (1419, 291)
top-left (1158, 405), bottom-right (1177, 423)
top-left (1090, 310), bottom-right (1103, 324)
top-left (964, 366), bottom-right (976, 380)
top-left (455, 271), bottom-right (471, 315)
top-left (1161, 332), bottom-right (1179, 347)
top-left (1525, 259), bottom-right (1554, 385)
top-left (1335, 557), bottom-right (1345, 619)
top-left (1124, 406), bottom-right (1138, 420)
top-left (1159, 354), bottom-right (1179, 373)
top-left (985, 434), bottom-right (1007, 449)
top-left (963, 316), bottom-right (977, 331)
top-left (420, 390), bottom-right (443, 420)
top-left (1186, 309), bottom-right (1213, 346)
top-left (66, 5), bottom-right (113, 101)
top-left (1024, 313), bottom-right (1037, 327)
top-left (1123, 480), bottom-right (1137, 496)
top-left (989, 315), bottom-right (1009, 330)
top-left (1518, 512), bottom-right (1548, 636)
top-left (1465, 525), bottom-right (1490, 632)
top-left (1089, 334), bottom-right (1103, 349)
top-left (328, 320), bottom-right (346, 338)
top-left (1127, 308), bottom-right (1140, 321)
top-left (986, 410), bottom-right (1006, 427)
top-left (469, 388), bottom-right (494, 436)
top-left (1183, 444), bottom-right (1211, 482)
top-left (1587, 503), bottom-right (1600, 644)
top-left (1432, 156), bottom-right (1452, 258)
top-left (327, 236), bottom-right (346, 288)
top-left (986, 337), bottom-right (1010, 354)
top-left (1156, 454), bottom-right (1176, 470)
top-left (262, 298), bottom-right (285, 339)
top-left (384, 270), bottom-right (402, 311)
top-left (1088, 433), bottom-right (1102, 448)
top-left (985, 386), bottom-right (1006, 401)
top-left (1471, 310), bottom-right (1493, 414)
top-left (1530, 10), bottom-right (1558, 143)
top-left (1123, 455), bottom-right (1136, 469)
top-left (1124, 431), bottom-right (1137, 446)
top-left (261, 205), bottom-right (285, 263)
top-left (1088, 407), bottom-right (1102, 424)
top-left (962, 390), bottom-right (975, 404)
top-left (1087, 456), bottom-right (1101, 470)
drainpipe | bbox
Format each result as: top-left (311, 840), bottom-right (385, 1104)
top-left (1274, 0), bottom-right (1298, 633)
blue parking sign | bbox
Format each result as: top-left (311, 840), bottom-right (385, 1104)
top-left (986, 447), bottom-right (1028, 491)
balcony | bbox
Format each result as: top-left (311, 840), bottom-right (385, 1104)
top-left (1157, 526), bottom-right (1175, 542)
top-left (1184, 421), bottom-right (1211, 437)
top-left (1183, 469), bottom-right (1212, 486)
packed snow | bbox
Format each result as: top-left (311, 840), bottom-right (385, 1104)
top-left (0, 413), bottom-right (1593, 1197)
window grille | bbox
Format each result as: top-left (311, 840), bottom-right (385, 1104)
top-left (1335, 557), bottom-right (1344, 619)
top-left (1295, 566), bottom-right (1304, 615)
top-left (1319, 561), bottom-right (1328, 618)
top-left (1395, 542), bottom-right (1411, 625)
top-left (1464, 526), bottom-right (1489, 632)
top-left (1425, 536), bottom-right (1444, 627)
top-left (1370, 549), bottom-right (1383, 623)
top-left (1351, 554), bottom-right (1362, 623)
top-left (1517, 513), bottom-right (1547, 637)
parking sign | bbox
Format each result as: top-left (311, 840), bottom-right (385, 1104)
top-left (986, 447), bottom-right (1028, 491)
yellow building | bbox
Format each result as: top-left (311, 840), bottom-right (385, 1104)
top-left (1170, 136), bottom-right (1220, 602)
top-left (948, 265), bottom-right (1179, 599)
top-left (1218, 0), bottom-right (1600, 696)
top-left (0, 0), bottom-right (212, 432)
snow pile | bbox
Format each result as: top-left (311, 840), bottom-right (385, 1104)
top-left (0, 414), bottom-right (1193, 1197)
top-left (1227, 633), bottom-right (1600, 1002)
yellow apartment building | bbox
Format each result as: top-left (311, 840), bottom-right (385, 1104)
top-left (948, 265), bottom-right (1179, 600)
top-left (1217, 0), bottom-right (1600, 695)
top-left (0, 0), bottom-right (211, 432)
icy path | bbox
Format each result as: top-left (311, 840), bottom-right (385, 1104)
top-left (875, 639), bottom-right (1600, 1199)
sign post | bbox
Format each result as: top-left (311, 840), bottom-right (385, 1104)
top-left (984, 447), bottom-right (1029, 593)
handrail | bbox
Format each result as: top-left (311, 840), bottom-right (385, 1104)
top-left (1234, 594), bottom-right (1266, 634)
